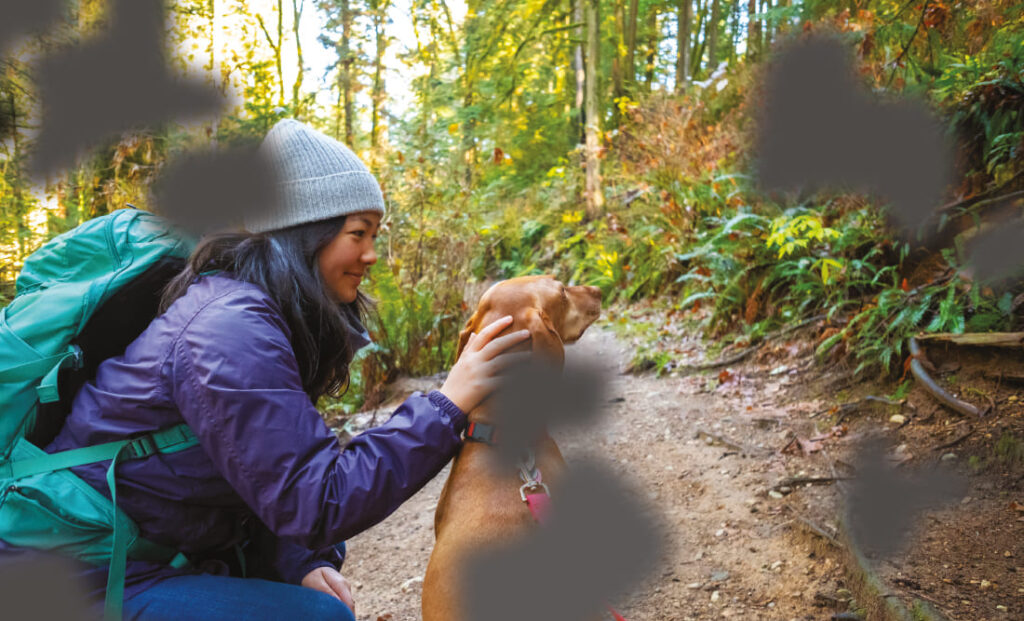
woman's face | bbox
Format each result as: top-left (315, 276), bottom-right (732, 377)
top-left (318, 211), bottom-right (381, 303)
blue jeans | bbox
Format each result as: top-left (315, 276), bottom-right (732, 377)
top-left (121, 574), bottom-right (357, 621)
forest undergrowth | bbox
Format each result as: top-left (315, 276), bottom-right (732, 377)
top-left (1, 1), bottom-right (1021, 418)
top-left (333, 4), bottom-right (1024, 415)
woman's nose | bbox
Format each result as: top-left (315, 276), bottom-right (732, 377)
top-left (363, 246), bottom-right (377, 265)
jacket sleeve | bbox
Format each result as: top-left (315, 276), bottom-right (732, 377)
top-left (167, 288), bottom-right (467, 550)
top-left (268, 537), bottom-right (344, 585)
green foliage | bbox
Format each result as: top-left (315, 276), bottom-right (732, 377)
top-left (3, 0), bottom-right (1023, 410)
top-left (995, 432), bottom-right (1024, 466)
top-left (816, 272), bottom-right (1012, 376)
top-left (967, 455), bottom-right (984, 471)
top-left (889, 380), bottom-right (913, 401)
top-left (629, 347), bottom-right (676, 377)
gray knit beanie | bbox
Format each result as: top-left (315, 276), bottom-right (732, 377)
top-left (245, 119), bottom-right (386, 233)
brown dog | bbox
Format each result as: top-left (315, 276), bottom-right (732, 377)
top-left (422, 275), bottom-right (602, 621)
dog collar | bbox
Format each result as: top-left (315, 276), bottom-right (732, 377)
top-left (464, 421), bottom-right (498, 445)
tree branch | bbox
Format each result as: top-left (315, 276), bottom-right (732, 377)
top-left (254, 13), bottom-right (280, 55)
top-left (886, 0), bottom-right (929, 88)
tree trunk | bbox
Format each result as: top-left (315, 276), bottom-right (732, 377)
top-left (690, 0), bottom-right (707, 78)
top-left (675, 0), bottom-right (691, 93)
top-left (643, 11), bottom-right (657, 91)
top-left (584, 0), bottom-right (605, 219)
top-left (255, 0), bottom-right (286, 107)
top-left (730, 0), bottom-right (741, 64)
top-left (340, 0), bottom-right (354, 146)
top-left (774, 0), bottom-right (786, 42)
top-left (624, 0), bottom-right (640, 87)
top-left (707, 0), bottom-right (721, 72)
top-left (291, 0), bottom-right (305, 119)
top-left (208, 0), bottom-right (219, 144)
top-left (370, 0), bottom-right (388, 148)
top-left (611, 0), bottom-right (624, 125)
top-left (333, 88), bottom-right (343, 141)
top-left (573, 0), bottom-right (585, 145)
top-left (747, 0), bottom-right (760, 61)
top-left (7, 80), bottom-right (24, 262)
top-left (276, 0), bottom-right (285, 106)
top-left (460, 10), bottom-right (478, 190)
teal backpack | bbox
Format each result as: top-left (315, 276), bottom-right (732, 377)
top-left (0, 207), bottom-right (201, 620)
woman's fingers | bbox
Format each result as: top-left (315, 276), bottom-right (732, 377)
top-left (479, 329), bottom-right (531, 359)
top-left (465, 315), bottom-right (514, 353)
top-left (323, 569), bottom-right (356, 614)
top-left (488, 350), bottom-right (534, 371)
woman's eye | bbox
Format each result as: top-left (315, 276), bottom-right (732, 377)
top-left (352, 230), bottom-right (365, 238)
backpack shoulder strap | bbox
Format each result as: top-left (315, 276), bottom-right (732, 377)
top-left (102, 426), bottom-right (195, 621)
top-left (0, 424), bottom-right (197, 481)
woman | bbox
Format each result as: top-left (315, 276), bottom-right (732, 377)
top-left (43, 119), bottom-right (528, 619)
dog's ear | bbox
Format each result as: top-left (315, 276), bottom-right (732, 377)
top-left (524, 308), bottom-right (564, 365)
top-left (456, 311), bottom-right (480, 361)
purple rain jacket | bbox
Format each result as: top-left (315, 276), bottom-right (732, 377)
top-left (0, 273), bottom-right (467, 599)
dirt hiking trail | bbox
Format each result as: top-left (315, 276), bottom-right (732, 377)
top-left (337, 323), bottom-right (855, 621)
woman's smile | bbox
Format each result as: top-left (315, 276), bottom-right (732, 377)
top-left (318, 211), bottom-right (381, 303)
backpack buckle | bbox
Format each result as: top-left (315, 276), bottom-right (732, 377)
top-left (128, 435), bottom-right (157, 459)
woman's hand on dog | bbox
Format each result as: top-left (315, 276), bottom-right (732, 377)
top-left (301, 566), bottom-right (355, 614)
top-left (440, 315), bottom-right (531, 414)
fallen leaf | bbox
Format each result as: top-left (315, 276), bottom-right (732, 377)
top-left (1010, 501), bottom-right (1024, 513)
top-left (797, 436), bottom-right (824, 455)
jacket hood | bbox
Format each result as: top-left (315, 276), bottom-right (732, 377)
top-left (342, 304), bottom-right (372, 353)
top-left (347, 320), bottom-right (372, 352)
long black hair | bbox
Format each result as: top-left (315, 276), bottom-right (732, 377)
top-left (160, 215), bottom-right (372, 401)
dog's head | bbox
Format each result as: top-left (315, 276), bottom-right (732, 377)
top-left (456, 275), bottom-right (602, 365)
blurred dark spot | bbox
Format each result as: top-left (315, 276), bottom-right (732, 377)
top-left (28, 0), bottom-right (221, 178)
top-left (845, 436), bottom-right (967, 558)
top-left (489, 357), bottom-right (607, 469)
top-left (755, 35), bottom-right (952, 238)
top-left (963, 214), bottom-right (1024, 283)
top-left (463, 462), bottom-right (663, 621)
top-left (150, 147), bottom-right (279, 236)
top-left (0, 553), bottom-right (95, 621)
top-left (0, 0), bottom-right (65, 54)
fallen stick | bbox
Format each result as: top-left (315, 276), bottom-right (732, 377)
top-left (678, 315), bottom-right (826, 373)
top-left (931, 427), bottom-right (975, 451)
top-left (778, 434), bottom-right (798, 455)
top-left (679, 346), bottom-right (756, 372)
top-left (983, 370), bottom-right (1024, 384)
top-left (908, 337), bottom-right (981, 417)
top-left (773, 476), bottom-right (850, 489)
top-left (693, 428), bottom-right (767, 456)
top-left (916, 332), bottom-right (1024, 348)
top-left (810, 395), bottom-right (906, 419)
